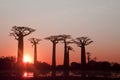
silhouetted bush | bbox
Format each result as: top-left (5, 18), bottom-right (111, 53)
top-left (56, 65), bottom-right (64, 70)
top-left (71, 62), bottom-right (81, 70)
top-left (111, 63), bottom-right (120, 71)
top-left (36, 61), bottom-right (51, 70)
top-left (70, 61), bottom-right (120, 71)
top-left (0, 56), bottom-right (16, 70)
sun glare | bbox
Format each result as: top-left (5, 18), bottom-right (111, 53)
top-left (23, 54), bottom-right (32, 63)
top-left (23, 72), bottom-right (28, 77)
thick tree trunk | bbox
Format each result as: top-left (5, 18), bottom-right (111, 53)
top-left (64, 42), bottom-right (67, 68)
top-left (52, 43), bottom-right (56, 77)
top-left (17, 36), bottom-right (24, 77)
top-left (34, 44), bottom-right (37, 77)
top-left (63, 42), bottom-right (69, 76)
top-left (81, 45), bottom-right (86, 77)
top-left (81, 45), bottom-right (86, 66)
top-left (66, 47), bottom-right (69, 69)
top-left (66, 49), bottom-right (70, 76)
top-left (17, 37), bottom-right (24, 65)
top-left (67, 49), bottom-right (69, 68)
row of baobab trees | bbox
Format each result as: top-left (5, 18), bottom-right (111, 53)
top-left (10, 26), bottom-right (93, 77)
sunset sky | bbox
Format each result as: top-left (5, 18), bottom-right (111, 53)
top-left (0, 0), bottom-right (120, 65)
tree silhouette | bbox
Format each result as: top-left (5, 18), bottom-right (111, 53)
top-left (58, 34), bottom-right (72, 76)
top-left (45, 35), bottom-right (61, 77)
top-left (10, 26), bottom-right (35, 77)
top-left (29, 38), bottom-right (41, 77)
top-left (87, 52), bottom-right (91, 63)
top-left (0, 56), bottom-right (16, 70)
top-left (74, 37), bottom-right (93, 66)
top-left (29, 38), bottom-right (41, 65)
top-left (67, 46), bottom-right (74, 68)
top-left (10, 26), bottom-right (35, 65)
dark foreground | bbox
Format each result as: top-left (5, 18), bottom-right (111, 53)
top-left (0, 76), bottom-right (120, 80)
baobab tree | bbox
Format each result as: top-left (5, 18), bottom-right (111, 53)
top-left (45, 35), bottom-right (61, 77)
top-left (74, 37), bottom-right (93, 66)
top-left (58, 34), bottom-right (72, 76)
top-left (10, 26), bottom-right (35, 66)
top-left (29, 38), bottom-right (41, 65)
top-left (29, 38), bottom-right (41, 77)
top-left (66, 46), bottom-right (74, 68)
top-left (87, 52), bottom-right (91, 63)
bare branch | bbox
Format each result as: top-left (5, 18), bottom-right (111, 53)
top-left (85, 40), bottom-right (93, 45)
top-left (44, 35), bottom-right (61, 44)
top-left (67, 46), bottom-right (74, 51)
top-left (75, 37), bottom-right (93, 47)
top-left (29, 38), bottom-right (41, 45)
top-left (58, 34), bottom-right (71, 40)
top-left (10, 33), bottom-right (18, 40)
top-left (10, 26), bottom-right (35, 39)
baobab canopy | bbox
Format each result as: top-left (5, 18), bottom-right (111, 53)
top-left (10, 26), bottom-right (35, 40)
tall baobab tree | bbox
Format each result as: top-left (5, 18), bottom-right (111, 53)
top-left (10, 26), bottom-right (35, 65)
top-left (58, 34), bottom-right (72, 76)
top-left (86, 52), bottom-right (91, 63)
top-left (66, 46), bottom-right (74, 68)
top-left (45, 35), bottom-right (61, 77)
top-left (10, 26), bottom-right (35, 77)
top-left (74, 37), bottom-right (93, 66)
top-left (29, 38), bottom-right (41, 77)
top-left (29, 38), bottom-right (41, 65)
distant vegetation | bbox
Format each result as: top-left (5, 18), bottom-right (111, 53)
top-left (0, 56), bottom-right (120, 71)
top-left (0, 56), bottom-right (16, 70)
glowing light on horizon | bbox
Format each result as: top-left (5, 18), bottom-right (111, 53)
top-left (23, 54), bottom-right (33, 63)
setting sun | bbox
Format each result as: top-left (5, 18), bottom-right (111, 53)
top-left (23, 54), bottom-right (33, 63)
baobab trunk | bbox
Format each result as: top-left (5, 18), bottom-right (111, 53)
top-left (34, 44), bottom-right (37, 77)
top-left (52, 43), bottom-right (56, 77)
top-left (81, 45), bottom-right (86, 66)
top-left (66, 47), bottom-right (70, 69)
top-left (18, 37), bottom-right (24, 65)
top-left (87, 53), bottom-right (90, 63)
top-left (17, 37), bottom-right (24, 77)
top-left (66, 48), bottom-right (70, 76)
top-left (67, 49), bottom-right (69, 68)
top-left (64, 42), bottom-right (67, 68)
top-left (63, 42), bottom-right (69, 76)
top-left (81, 45), bottom-right (86, 77)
